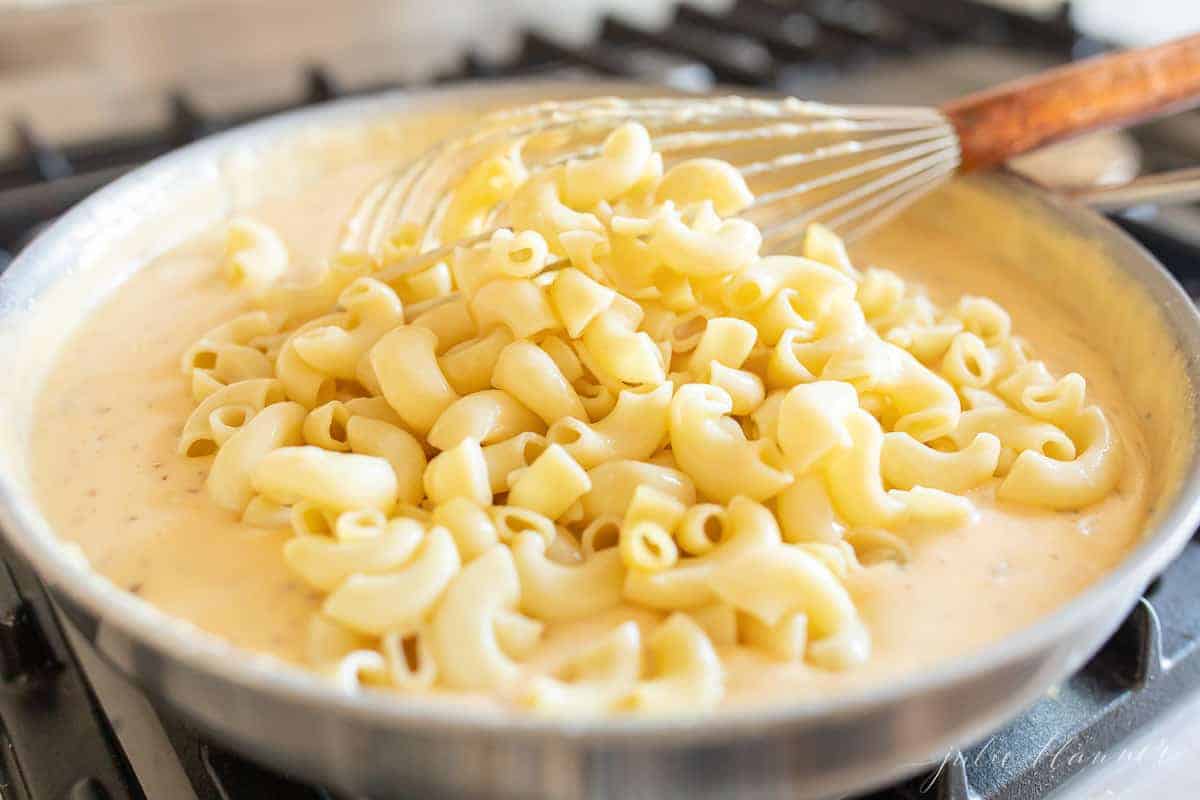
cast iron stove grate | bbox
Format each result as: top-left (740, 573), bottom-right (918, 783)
top-left (0, 2), bottom-right (1196, 798)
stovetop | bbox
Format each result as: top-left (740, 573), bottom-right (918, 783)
top-left (1, 2), bottom-right (1200, 798)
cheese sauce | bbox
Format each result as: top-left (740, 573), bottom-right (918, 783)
top-left (27, 149), bottom-right (1154, 710)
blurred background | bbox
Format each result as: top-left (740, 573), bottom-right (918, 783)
top-left (0, 0), bottom-right (1198, 158)
top-left (2, 3), bottom-right (1200, 799)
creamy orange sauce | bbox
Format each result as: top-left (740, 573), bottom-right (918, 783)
top-left (28, 154), bottom-right (1153, 709)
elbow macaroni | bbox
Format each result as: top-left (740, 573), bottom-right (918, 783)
top-left (370, 325), bottom-right (459, 435)
top-left (181, 121), bottom-right (1125, 714)
top-left (223, 217), bottom-right (288, 293)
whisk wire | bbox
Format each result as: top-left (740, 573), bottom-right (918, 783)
top-left (782, 155), bottom-right (959, 248)
top-left (749, 134), bottom-right (958, 211)
top-left (762, 147), bottom-right (958, 246)
top-left (340, 95), bottom-right (963, 267)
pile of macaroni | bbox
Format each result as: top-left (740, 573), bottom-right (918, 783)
top-left (179, 123), bottom-right (1122, 714)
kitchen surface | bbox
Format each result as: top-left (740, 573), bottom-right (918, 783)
top-left (2, 1), bottom-right (1200, 798)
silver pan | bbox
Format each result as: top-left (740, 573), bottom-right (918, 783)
top-left (1, 81), bottom-right (1199, 800)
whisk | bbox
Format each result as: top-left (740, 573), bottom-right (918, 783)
top-left (343, 32), bottom-right (1200, 269)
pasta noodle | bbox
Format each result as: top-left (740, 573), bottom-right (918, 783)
top-left (522, 621), bottom-right (641, 715)
top-left (207, 402), bottom-right (307, 512)
top-left (370, 325), bottom-right (459, 435)
top-left (492, 340), bottom-right (588, 425)
top-left (223, 217), bottom-right (289, 292)
top-left (345, 416), bottom-right (427, 507)
top-left (290, 278), bottom-right (404, 380)
top-left (253, 446), bottom-right (398, 513)
top-left (177, 120), bottom-right (1126, 715)
top-left (512, 532), bottom-right (624, 621)
top-left (545, 382), bottom-right (671, 469)
top-left (431, 545), bottom-right (541, 690)
top-left (507, 444), bottom-right (592, 520)
top-left (324, 527), bottom-right (461, 636)
top-left (623, 614), bottom-right (723, 713)
top-left (427, 389), bottom-right (544, 451)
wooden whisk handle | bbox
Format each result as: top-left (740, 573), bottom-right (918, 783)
top-left (942, 33), bottom-right (1200, 172)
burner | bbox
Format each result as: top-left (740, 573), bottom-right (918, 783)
top-left (1, 2), bottom-right (1198, 797)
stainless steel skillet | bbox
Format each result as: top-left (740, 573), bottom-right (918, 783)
top-left (0, 81), bottom-right (1198, 800)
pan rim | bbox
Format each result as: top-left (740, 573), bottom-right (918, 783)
top-left (1, 79), bottom-right (1199, 744)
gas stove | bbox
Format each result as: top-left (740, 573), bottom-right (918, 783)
top-left (1, 2), bottom-right (1199, 798)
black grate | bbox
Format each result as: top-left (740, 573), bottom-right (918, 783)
top-left (0, 545), bottom-right (142, 800)
top-left (1, 2), bottom-right (1199, 798)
